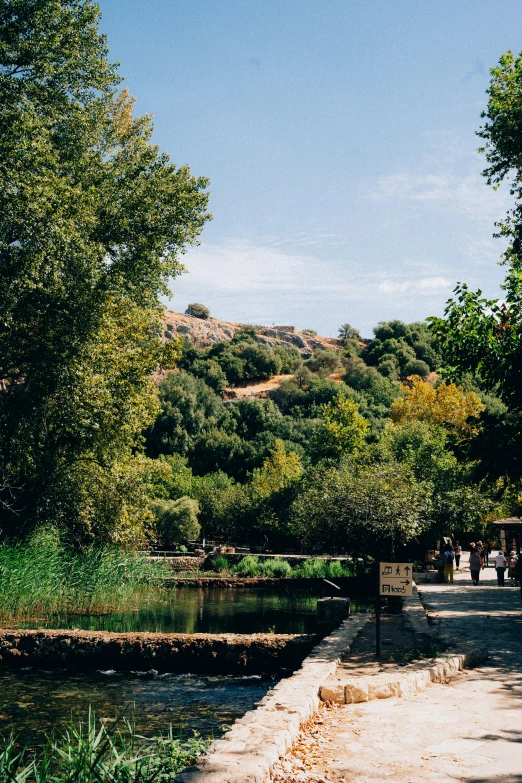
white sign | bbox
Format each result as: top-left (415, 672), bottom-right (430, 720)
top-left (379, 562), bottom-right (413, 597)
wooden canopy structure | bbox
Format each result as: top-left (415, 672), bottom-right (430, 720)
top-left (489, 518), bottom-right (522, 526)
top-left (488, 518), bottom-right (522, 553)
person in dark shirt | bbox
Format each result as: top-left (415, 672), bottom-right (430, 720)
top-left (515, 556), bottom-right (522, 601)
top-left (454, 542), bottom-right (462, 570)
top-left (469, 547), bottom-right (482, 585)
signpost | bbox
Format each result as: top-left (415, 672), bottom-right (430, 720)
top-left (376, 562), bottom-right (413, 658)
top-left (379, 563), bottom-right (413, 597)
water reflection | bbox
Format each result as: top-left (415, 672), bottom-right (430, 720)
top-left (10, 587), bottom-right (332, 635)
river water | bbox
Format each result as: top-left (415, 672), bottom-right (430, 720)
top-left (0, 588), bottom-right (318, 745)
top-left (0, 667), bottom-right (274, 746)
top-left (0, 587), bottom-right (370, 747)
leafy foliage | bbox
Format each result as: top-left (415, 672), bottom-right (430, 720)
top-left (0, 1), bottom-right (210, 540)
top-left (291, 458), bottom-right (429, 560)
top-left (391, 376), bottom-right (485, 442)
top-left (427, 50), bottom-right (522, 486)
top-left (313, 394), bottom-right (368, 459)
top-left (154, 496), bottom-right (200, 545)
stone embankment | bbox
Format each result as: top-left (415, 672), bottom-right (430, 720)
top-left (175, 614), bottom-right (371, 783)
top-left (0, 629), bottom-right (315, 674)
top-left (163, 310), bottom-right (343, 358)
top-left (320, 648), bottom-right (487, 704)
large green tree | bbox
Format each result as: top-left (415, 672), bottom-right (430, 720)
top-left (0, 1), bottom-right (210, 539)
top-left (430, 51), bottom-right (522, 482)
top-left (291, 457), bottom-right (428, 560)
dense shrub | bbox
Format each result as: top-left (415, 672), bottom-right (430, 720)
top-left (211, 555), bottom-right (230, 572)
top-left (378, 359), bottom-right (399, 380)
top-left (275, 345), bottom-right (302, 373)
top-left (154, 496), bottom-right (200, 544)
top-left (186, 302), bottom-right (210, 319)
top-left (239, 343), bottom-right (282, 380)
top-left (235, 554), bottom-right (262, 576)
top-left (305, 350), bottom-right (341, 374)
top-left (343, 364), bottom-right (400, 407)
top-left (403, 359), bottom-right (430, 378)
top-left (262, 557), bottom-right (293, 577)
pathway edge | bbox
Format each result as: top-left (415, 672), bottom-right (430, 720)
top-left (174, 614), bottom-right (371, 783)
top-left (320, 583), bottom-right (488, 704)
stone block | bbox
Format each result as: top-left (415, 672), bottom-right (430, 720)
top-left (397, 677), bottom-right (414, 697)
top-left (429, 663), bottom-right (444, 682)
top-left (319, 684), bottom-right (345, 703)
top-left (414, 669), bottom-right (431, 688)
top-left (344, 682), bottom-right (369, 703)
top-left (368, 679), bottom-right (400, 699)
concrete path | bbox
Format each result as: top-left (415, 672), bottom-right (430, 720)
top-left (270, 553), bottom-right (522, 783)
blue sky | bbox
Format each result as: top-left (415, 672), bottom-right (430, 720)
top-left (99, 1), bottom-right (522, 337)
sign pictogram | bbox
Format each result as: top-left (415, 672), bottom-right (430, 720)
top-left (379, 562), bottom-right (413, 597)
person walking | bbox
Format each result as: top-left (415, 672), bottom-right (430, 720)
top-left (508, 551), bottom-right (517, 586)
top-left (494, 550), bottom-right (507, 586)
top-left (454, 541), bottom-right (462, 570)
top-left (435, 551), bottom-right (446, 583)
top-left (469, 547), bottom-right (482, 585)
top-left (443, 545), bottom-right (455, 584)
top-left (515, 555), bottom-right (522, 601)
top-left (485, 541), bottom-right (491, 567)
top-left (477, 541), bottom-right (486, 571)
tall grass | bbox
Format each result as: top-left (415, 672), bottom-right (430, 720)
top-left (0, 710), bottom-right (209, 782)
top-left (0, 528), bottom-right (171, 622)
top-left (217, 555), bottom-right (354, 579)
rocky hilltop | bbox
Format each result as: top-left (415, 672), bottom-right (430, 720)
top-left (163, 310), bottom-right (342, 358)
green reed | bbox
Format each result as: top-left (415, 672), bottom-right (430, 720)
top-left (0, 528), bottom-right (171, 621)
top-left (0, 709), bottom-right (210, 782)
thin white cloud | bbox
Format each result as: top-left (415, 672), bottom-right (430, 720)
top-left (264, 231), bottom-right (347, 248)
top-left (368, 171), bottom-right (509, 220)
top-left (378, 276), bottom-right (452, 295)
top-left (166, 239), bottom-right (459, 330)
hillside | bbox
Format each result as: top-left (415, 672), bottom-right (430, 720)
top-left (163, 310), bottom-right (343, 358)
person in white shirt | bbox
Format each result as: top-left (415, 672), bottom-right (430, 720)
top-left (494, 551), bottom-right (507, 586)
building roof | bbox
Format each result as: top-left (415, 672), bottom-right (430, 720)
top-left (489, 518), bottom-right (522, 526)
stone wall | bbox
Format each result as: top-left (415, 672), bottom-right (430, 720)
top-left (162, 310), bottom-right (343, 357)
top-left (162, 555), bottom-right (206, 572)
top-left (0, 629), bottom-right (315, 674)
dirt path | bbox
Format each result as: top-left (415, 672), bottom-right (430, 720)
top-left (270, 553), bottom-right (522, 783)
top-left (224, 374), bottom-right (294, 398)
